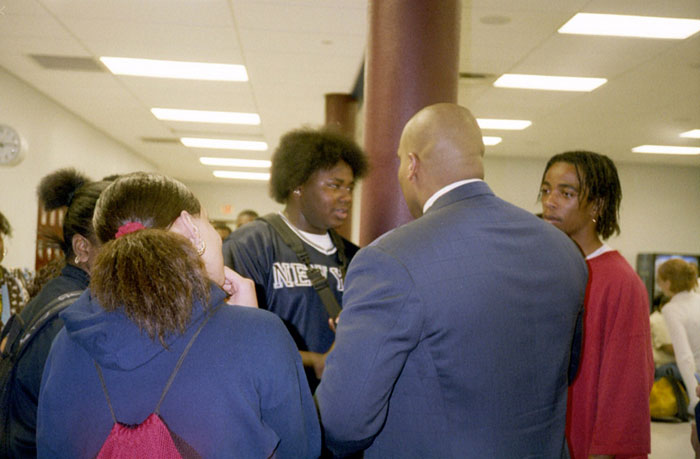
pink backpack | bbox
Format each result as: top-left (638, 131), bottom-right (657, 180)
top-left (93, 306), bottom-right (220, 458)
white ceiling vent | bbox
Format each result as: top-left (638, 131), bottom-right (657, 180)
top-left (29, 54), bottom-right (104, 72)
top-left (459, 72), bottom-right (495, 85)
top-left (140, 137), bottom-right (180, 144)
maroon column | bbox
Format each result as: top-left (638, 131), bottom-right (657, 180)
top-left (325, 93), bottom-right (358, 241)
top-left (360, 0), bottom-right (461, 246)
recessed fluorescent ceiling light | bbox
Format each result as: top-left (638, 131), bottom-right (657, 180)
top-left (494, 74), bottom-right (606, 92)
top-left (200, 157), bottom-right (271, 168)
top-left (632, 145), bottom-right (700, 155)
top-left (181, 138), bottom-right (267, 151)
top-left (680, 129), bottom-right (700, 139)
top-left (213, 170), bottom-right (270, 181)
top-left (483, 136), bottom-right (502, 146)
top-left (477, 119), bottom-right (531, 130)
top-left (559, 13), bottom-right (700, 39)
top-left (152, 108), bottom-right (260, 125)
top-left (100, 57), bottom-right (248, 81)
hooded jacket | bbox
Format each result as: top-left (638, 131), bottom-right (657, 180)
top-left (37, 284), bottom-right (320, 458)
top-left (7, 264), bottom-right (88, 457)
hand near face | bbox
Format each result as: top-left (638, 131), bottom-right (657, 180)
top-left (222, 266), bottom-right (258, 308)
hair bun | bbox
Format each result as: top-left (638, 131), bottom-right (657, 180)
top-left (38, 168), bottom-right (91, 210)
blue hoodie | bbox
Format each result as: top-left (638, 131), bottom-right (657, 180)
top-left (37, 284), bottom-right (321, 458)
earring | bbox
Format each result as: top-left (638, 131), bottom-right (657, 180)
top-left (294, 189), bottom-right (301, 196)
top-left (74, 255), bottom-right (80, 264)
top-left (197, 239), bottom-right (206, 256)
top-left (592, 218), bottom-right (597, 223)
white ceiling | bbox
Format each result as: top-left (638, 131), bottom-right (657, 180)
top-left (1, 0), bottom-right (699, 185)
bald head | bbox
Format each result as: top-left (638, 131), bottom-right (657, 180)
top-left (400, 103), bottom-right (484, 182)
top-left (397, 103), bottom-right (485, 217)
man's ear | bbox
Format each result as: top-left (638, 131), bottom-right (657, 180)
top-left (169, 210), bottom-right (200, 244)
top-left (72, 234), bottom-right (91, 264)
top-left (407, 152), bottom-right (419, 181)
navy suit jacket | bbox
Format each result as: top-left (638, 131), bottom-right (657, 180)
top-left (316, 181), bottom-right (588, 458)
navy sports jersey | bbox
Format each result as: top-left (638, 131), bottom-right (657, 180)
top-left (223, 217), bottom-right (359, 355)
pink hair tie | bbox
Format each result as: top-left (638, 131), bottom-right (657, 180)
top-left (115, 221), bottom-right (146, 239)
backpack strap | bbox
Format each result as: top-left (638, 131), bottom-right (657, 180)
top-left (94, 303), bottom-right (224, 421)
top-left (259, 213), bottom-right (342, 319)
top-left (1, 290), bottom-right (82, 359)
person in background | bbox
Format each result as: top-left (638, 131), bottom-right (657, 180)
top-left (657, 258), bottom-right (700, 410)
top-left (37, 172), bottom-right (320, 458)
top-left (3, 168), bottom-right (110, 457)
top-left (223, 128), bottom-right (368, 389)
top-left (316, 103), bottom-right (588, 457)
top-left (539, 150), bottom-right (654, 458)
top-left (0, 211), bottom-right (32, 325)
top-left (235, 209), bottom-right (259, 229)
top-left (649, 295), bottom-right (679, 380)
top-left (211, 221), bottom-right (232, 240)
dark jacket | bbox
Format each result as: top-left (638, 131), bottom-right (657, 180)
top-left (317, 181), bottom-right (588, 457)
top-left (7, 264), bottom-right (87, 457)
top-left (37, 284), bottom-right (320, 458)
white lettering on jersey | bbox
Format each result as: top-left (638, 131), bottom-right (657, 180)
top-left (329, 267), bottom-right (344, 291)
top-left (273, 262), bottom-right (295, 288)
top-left (272, 262), bottom-right (341, 290)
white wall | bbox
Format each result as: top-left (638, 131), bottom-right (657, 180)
top-left (192, 156), bottom-right (700, 269)
top-left (484, 157), bottom-right (700, 267)
top-left (185, 181), bottom-right (282, 229)
top-left (2, 63), bottom-right (698, 273)
top-left (0, 67), bottom-right (157, 270)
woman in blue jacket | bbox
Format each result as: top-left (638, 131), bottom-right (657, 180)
top-left (37, 172), bottom-right (320, 458)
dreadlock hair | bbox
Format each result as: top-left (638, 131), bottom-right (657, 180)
top-left (90, 172), bottom-right (209, 346)
top-left (657, 258), bottom-right (699, 294)
top-left (37, 168), bottom-right (111, 261)
top-left (541, 150), bottom-right (622, 240)
top-left (269, 127), bottom-right (369, 203)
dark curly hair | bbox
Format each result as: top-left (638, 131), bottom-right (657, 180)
top-left (37, 168), bottom-right (111, 260)
top-left (269, 127), bottom-right (369, 203)
top-left (540, 150), bottom-right (621, 240)
top-left (91, 172), bottom-right (208, 346)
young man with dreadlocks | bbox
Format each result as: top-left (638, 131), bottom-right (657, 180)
top-left (539, 151), bottom-right (654, 458)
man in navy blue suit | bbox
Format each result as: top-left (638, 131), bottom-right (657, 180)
top-left (316, 103), bottom-right (588, 457)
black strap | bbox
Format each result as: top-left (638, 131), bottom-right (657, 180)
top-left (95, 303), bottom-right (223, 422)
top-left (0, 290), bottom-right (81, 359)
top-left (259, 213), bottom-right (345, 319)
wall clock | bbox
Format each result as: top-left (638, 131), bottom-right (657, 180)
top-left (0, 124), bottom-right (26, 166)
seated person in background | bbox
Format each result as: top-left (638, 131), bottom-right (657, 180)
top-left (0, 211), bottom-right (32, 325)
top-left (539, 150), bottom-right (654, 458)
top-left (3, 168), bottom-right (109, 458)
top-left (235, 209), bottom-right (259, 228)
top-left (650, 295), bottom-right (680, 380)
top-left (223, 128), bottom-right (368, 389)
top-left (211, 220), bottom-right (232, 240)
top-left (658, 258), bottom-right (700, 411)
top-left (37, 172), bottom-right (320, 458)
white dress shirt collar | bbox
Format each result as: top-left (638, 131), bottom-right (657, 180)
top-left (423, 179), bottom-right (483, 214)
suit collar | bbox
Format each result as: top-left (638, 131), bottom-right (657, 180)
top-left (425, 180), bottom-right (494, 214)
